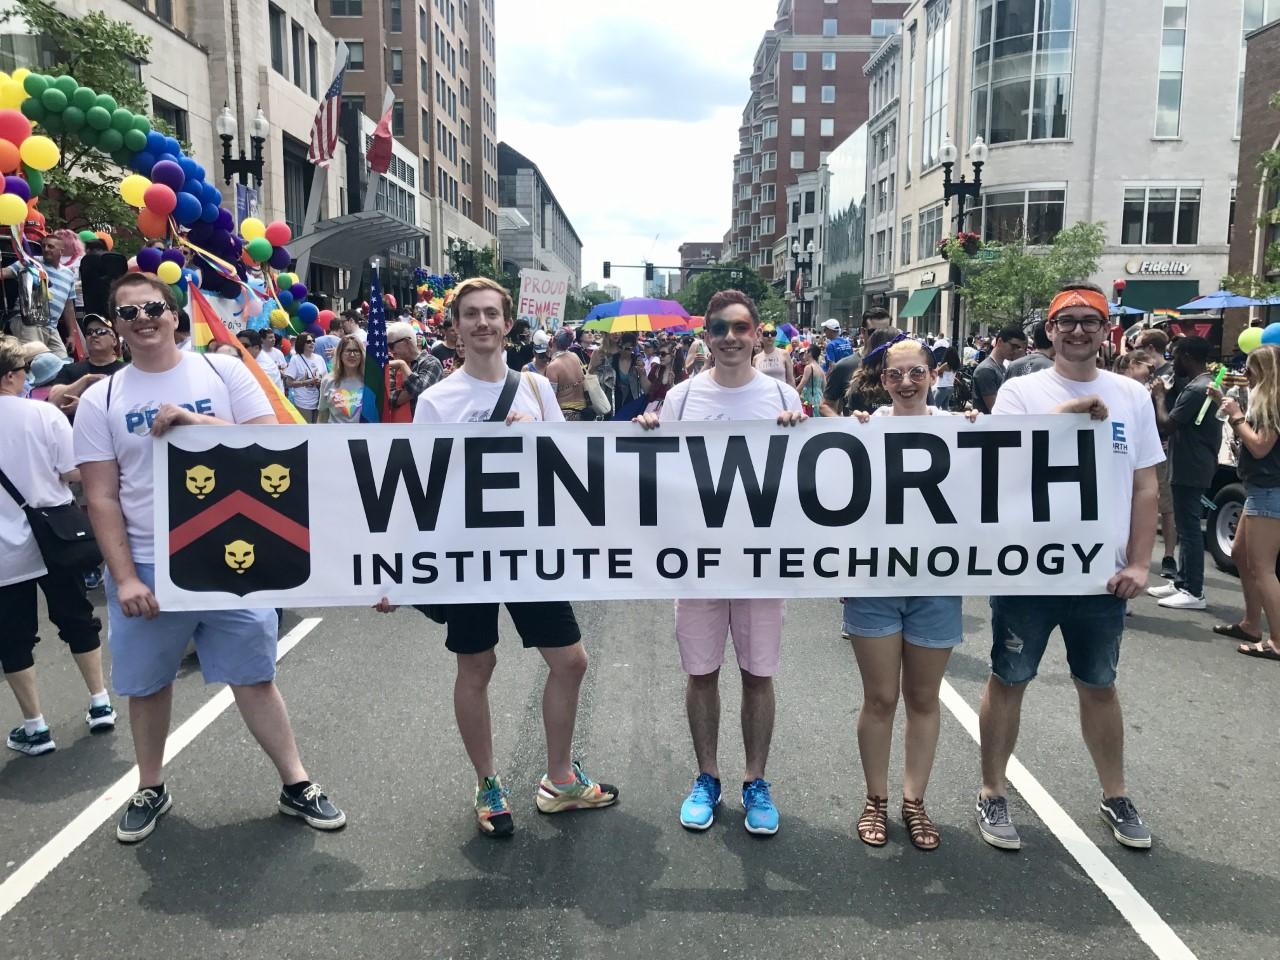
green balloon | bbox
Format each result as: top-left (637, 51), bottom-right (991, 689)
top-left (23, 167), bottom-right (44, 196)
top-left (40, 87), bottom-right (67, 112)
top-left (131, 114), bottom-right (150, 134)
top-left (110, 148), bottom-right (134, 166)
top-left (122, 127), bottom-right (146, 152)
top-left (53, 75), bottom-right (77, 96)
top-left (79, 229), bottom-right (97, 243)
top-left (22, 74), bottom-right (47, 98)
top-left (40, 111), bottom-right (63, 134)
top-left (246, 237), bottom-right (273, 262)
top-left (172, 284), bottom-right (187, 308)
top-left (110, 108), bottom-right (133, 132)
top-left (76, 126), bottom-right (99, 149)
top-left (71, 86), bottom-right (96, 111)
top-left (61, 105), bottom-right (85, 130)
top-left (95, 94), bottom-right (118, 114)
top-left (97, 128), bottom-right (123, 153)
top-left (20, 98), bottom-right (45, 123)
top-left (85, 105), bottom-right (111, 130)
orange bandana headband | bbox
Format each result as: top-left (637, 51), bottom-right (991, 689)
top-left (1048, 289), bottom-right (1109, 322)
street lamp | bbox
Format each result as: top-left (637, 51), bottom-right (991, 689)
top-left (217, 103), bottom-right (270, 187)
top-left (940, 134), bottom-right (988, 343)
top-left (792, 239), bottom-right (816, 329)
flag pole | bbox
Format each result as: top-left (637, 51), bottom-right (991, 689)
top-left (296, 41), bottom-right (349, 283)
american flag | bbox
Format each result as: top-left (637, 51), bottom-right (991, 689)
top-left (307, 43), bottom-right (349, 166)
top-left (361, 262), bottom-right (389, 423)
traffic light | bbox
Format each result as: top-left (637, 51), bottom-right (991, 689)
top-left (603, 261), bottom-right (611, 279)
top-left (645, 263), bottom-right (654, 282)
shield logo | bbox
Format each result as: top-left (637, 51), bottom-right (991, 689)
top-left (167, 443), bottom-right (309, 597)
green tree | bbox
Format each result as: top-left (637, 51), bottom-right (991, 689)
top-left (564, 286), bottom-right (611, 326)
top-left (447, 239), bottom-right (516, 290)
top-left (677, 260), bottom-right (772, 316)
top-left (2, 0), bottom-right (156, 231)
top-left (943, 221), bottom-right (1106, 329)
top-left (1223, 90), bottom-right (1280, 299)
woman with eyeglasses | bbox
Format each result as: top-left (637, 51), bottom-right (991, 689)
top-left (844, 338), bottom-right (979, 851)
top-left (284, 334), bottom-right (324, 423)
top-left (317, 335), bottom-right (366, 424)
top-left (835, 327), bottom-right (900, 417)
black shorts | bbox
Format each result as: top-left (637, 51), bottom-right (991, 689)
top-left (441, 601), bottom-right (581, 655)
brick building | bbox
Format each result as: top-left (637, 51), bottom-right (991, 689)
top-left (678, 241), bottom-right (723, 286)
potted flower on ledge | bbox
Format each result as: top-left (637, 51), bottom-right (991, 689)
top-left (937, 231), bottom-right (982, 261)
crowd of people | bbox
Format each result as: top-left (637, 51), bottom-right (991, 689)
top-left (4, 263), bottom-right (1279, 858)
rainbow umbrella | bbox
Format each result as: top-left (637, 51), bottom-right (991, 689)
top-left (583, 297), bottom-right (690, 333)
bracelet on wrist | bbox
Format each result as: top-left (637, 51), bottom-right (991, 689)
top-left (1230, 417), bottom-right (1247, 427)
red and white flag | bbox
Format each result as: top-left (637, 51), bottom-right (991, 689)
top-left (307, 42), bottom-right (349, 166)
top-left (366, 99), bottom-right (394, 175)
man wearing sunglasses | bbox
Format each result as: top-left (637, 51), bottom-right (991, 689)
top-left (386, 320), bottom-right (443, 414)
top-left (47, 315), bottom-right (127, 420)
top-left (72, 274), bottom-right (345, 844)
top-left (978, 282), bottom-right (1161, 853)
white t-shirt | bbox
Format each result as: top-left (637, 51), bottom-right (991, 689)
top-left (0, 396), bottom-right (76, 586)
top-left (413, 368), bottom-right (564, 424)
top-left (73, 353), bottom-right (273, 563)
top-left (871, 405), bottom-right (954, 417)
top-left (285, 352), bottom-right (325, 410)
top-left (993, 367), bottom-right (1164, 573)
top-left (660, 369), bottom-right (802, 422)
top-left (255, 351), bottom-right (284, 390)
top-left (263, 346), bottom-right (287, 372)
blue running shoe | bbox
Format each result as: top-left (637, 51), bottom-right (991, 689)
top-left (742, 778), bottom-right (779, 835)
top-left (679, 773), bottom-right (721, 830)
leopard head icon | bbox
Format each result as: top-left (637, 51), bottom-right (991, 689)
top-left (260, 464), bottom-right (291, 498)
top-left (184, 464), bottom-right (215, 499)
top-left (224, 540), bottom-right (255, 574)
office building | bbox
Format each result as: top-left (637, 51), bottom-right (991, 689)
top-left (497, 142), bottom-right (583, 290)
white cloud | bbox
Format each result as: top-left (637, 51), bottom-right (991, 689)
top-left (496, 0), bottom-right (779, 297)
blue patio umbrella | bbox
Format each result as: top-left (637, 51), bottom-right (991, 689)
top-left (1109, 302), bottom-right (1145, 316)
top-left (1177, 290), bottom-right (1262, 310)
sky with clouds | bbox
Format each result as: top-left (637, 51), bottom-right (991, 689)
top-left (496, 0), bottom-right (780, 297)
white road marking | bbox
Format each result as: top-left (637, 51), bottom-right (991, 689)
top-left (0, 617), bottom-right (323, 921)
top-left (938, 679), bottom-right (1199, 960)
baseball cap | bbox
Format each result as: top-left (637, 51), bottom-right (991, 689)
top-left (822, 318), bottom-right (841, 332)
top-left (532, 329), bottom-right (550, 353)
top-left (85, 313), bottom-right (114, 333)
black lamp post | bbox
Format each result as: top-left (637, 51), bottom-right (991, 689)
top-left (216, 103), bottom-right (270, 187)
top-left (792, 239), bottom-right (815, 330)
top-left (940, 134), bottom-right (988, 343)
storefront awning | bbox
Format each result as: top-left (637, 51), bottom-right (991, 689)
top-left (1121, 280), bottom-right (1200, 312)
top-left (899, 287), bottom-right (940, 319)
top-left (291, 210), bottom-right (427, 299)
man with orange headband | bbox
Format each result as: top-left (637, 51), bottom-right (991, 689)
top-left (977, 282), bottom-right (1161, 852)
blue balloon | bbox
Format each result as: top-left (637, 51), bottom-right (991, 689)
top-left (200, 202), bottom-right (220, 224)
top-left (276, 289), bottom-right (294, 309)
top-left (174, 191), bottom-right (202, 226)
top-left (182, 176), bottom-right (203, 195)
top-left (194, 163), bottom-right (206, 182)
top-left (131, 151), bottom-right (155, 174)
top-left (179, 157), bottom-right (200, 181)
top-left (145, 131), bottom-right (166, 155)
top-left (1262, 323), bottom-right (1280, 346)
top-left (201, 182), bottom-right (221, 206)
top-left (163, 137), bottom-right (181, 158)
top-left (297, 302), bottom-right (319, 325)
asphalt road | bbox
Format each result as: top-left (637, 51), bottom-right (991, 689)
top-left (1, 553), bottom-right (1277, 960)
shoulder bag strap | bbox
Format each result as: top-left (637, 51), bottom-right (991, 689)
top-left (488, 368), bottom-right (521, 423)
top-left (0, 462), bottom-right (27, 508)
top-left (522, 371), bottom-right (544, 419)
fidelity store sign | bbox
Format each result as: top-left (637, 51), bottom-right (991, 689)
top-left (153, 418), bottom-right (1118, 610)
top-left (1125, 258), bottom-right (1191, 276)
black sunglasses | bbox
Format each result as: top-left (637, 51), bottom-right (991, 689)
top-left (114, 301), bottom-right (168, 322)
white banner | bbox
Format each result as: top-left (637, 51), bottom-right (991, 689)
top-left (516, 269), bottom-right (570, 331)
top-left (153, 417), bottom-right (1118, 611)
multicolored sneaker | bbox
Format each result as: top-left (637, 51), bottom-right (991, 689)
top-left (535, 760), bottom-right (619, 814)
top-left (6, 726), bottom-right (54, 756)
top-left (679, 772), bottom-right (722, 830)
top-left (476, 775), bottom-right (514, 837)
top-left (742, 778), bottom-right (779, 835)
top-left (86, 703), bottom-right (116, 732)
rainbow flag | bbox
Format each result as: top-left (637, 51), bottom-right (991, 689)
top-left (188, 284), bottom-right (305, 424)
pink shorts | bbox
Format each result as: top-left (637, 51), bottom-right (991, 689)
top-left (674, 598), bottom-right (786, 677)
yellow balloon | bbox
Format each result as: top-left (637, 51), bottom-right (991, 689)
top-left (18, 135), bottom-right (59, 172)
top-left (270, 308), bottom-right (290, 329)
top-left (11, 68), bottom-right (30, 84)
top-left (0, 193), bottom-right (27, 226)
top-left (240, 217), bottom-right (266, 241)
top-left (156, 260), bottom-right (181, 284)
top-left (120, 174), bottom-right (150, 208)
top-left (0, 72), bottom-right (8, 85)
top-left (0, 80), bottom-right (23, 110)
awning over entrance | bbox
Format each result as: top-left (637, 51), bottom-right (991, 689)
top-left (1121, 279), bottom-right (1199, 312)
top-left (899, 287), bottom-right (940, 319)
top-left (291, 210), bottom-right (427, 300)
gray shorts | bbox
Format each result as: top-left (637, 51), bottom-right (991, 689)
top-left (104, 563), bottom-right (277, 697)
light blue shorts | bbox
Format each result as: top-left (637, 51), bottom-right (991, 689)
top-left (1245, 484), bottom-right (1280, 520)
top-left (105, 564), bottom-right (278, 697)
top-left (842, 595), bottom-right (963, 649)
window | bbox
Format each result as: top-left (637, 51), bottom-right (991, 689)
top-left (308, 38), bottom-right (318, 97)
top-left (790, 150), bottom-right (805, 169)
top-left (762, 151), bottom-right (777, 170)
top-left (823, 18), bottom-right (838, 36)
top-left (290, 25), bottom-right (304, 88)
top-left (761, 183), bottom-right (776, 203)
top-left (872, 19), bottom-right (901, 36)
top-left (421, 107), bottom-right (430, 141)
top-left (793, 52), bottom-right (807, 70)
top-left (392, 100), bottom-right (405, 137)
top-left (346, 40), bottom-right (365, 70)
top-left (820, 117), bottom-right (834, 137)
top-left (761, 215), bottom-right (775, 234)
top-left (389, 49), bottom-right (403, 84)
top-left (822, 52), bottom-right (836, 70)
top-left (1122, 185), bottom-right (1200, 245)
top-left (420, 4), bottom-right (428, 40)
top-left (792, 85), bottom-right (806, 103)
top-left (269, 5), bottom-right (286, 74)
top-left (971, 0), bottom-right (1074, 145)
top-left (152, 96), bottom-right (188, 141)
top-left (981, 188), bottom-right (1066, 244)
top-left (918, 203), bottom-right (944, 259)
top-left (922, 0), bottom-right (950, 167)
top-left (791, 118), bottom-right (805, 136)
top-left (420, 56), bottom-right (429, 91)
top-left (821, 85), bottom-right (835, 103)
top-left (389, 0), bottom-right (402, 31)
top-left (905, 25), bottom-right (916, 182)
top-left (1156, 1), bottom-right (1187, 137)
top-left (1238, 1), bottom-right (1280, 135)
top-left (282, 136), bottom-right (311, 235)
top-left (330, 0), bottom-right (363, 14)
top-left (901, 217), bottom-right (913, 266)
top-left (762, 118), bottom-right (778, 138)
top-left (805, 191), bottom-right (816, 215)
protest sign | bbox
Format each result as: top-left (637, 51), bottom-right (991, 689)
top-left (153, 417), bottom-right (1118, 611)
top-left (516, 269), bottom-right (569, 331)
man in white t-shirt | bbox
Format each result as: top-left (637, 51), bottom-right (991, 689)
top-left (387, 277), bottom-right (617, 838)
top-left (978, 283), bottom-right (1161, 852)
top-left (75, 274), bottom-right (345, 844)
top-left (635, 290), bottom-right (805, 836)
top-left (236, 328), bottom-right (284, 391)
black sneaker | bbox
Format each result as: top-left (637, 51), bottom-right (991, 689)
top-left (6, 726), bottom-right (55, 756)
top-left (278, 783), bottom-right (346, 830)
top-left (1100, 796), bottom-right (1152, 849)
top-left (976, 792), bottom-right (1021, 850)
top-left (86, 703), bottom-right (116, 732)
top-left (1160, 556), bottom-right (1177, 580)
top-left (117, 787), bottom-right (172, 843)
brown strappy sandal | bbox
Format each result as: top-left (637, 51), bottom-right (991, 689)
top-left (901, 797), bottom-right (940, 851)
top-left (857, 795), bottom-right (888, 846)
